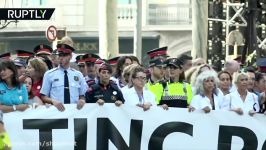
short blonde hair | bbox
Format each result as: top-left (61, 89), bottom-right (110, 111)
top-left (122, 64), bottom-right (139, 83)
top-left (233, 72), bottom-right (248, 84)
top-left (28, 57), bottom-right (48, 78)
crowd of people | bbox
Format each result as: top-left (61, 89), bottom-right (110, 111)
top-left (0, 40), bottom-right (265, 114)
top-left (0, 38), bottom-right (265, 148)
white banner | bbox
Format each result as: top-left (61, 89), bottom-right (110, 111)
top-left (3, 104), bottom-right (266, 150)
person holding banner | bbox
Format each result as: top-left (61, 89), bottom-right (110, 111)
top-left (26, 57), bottom-right (48, 99)
top-left (24, 76), bottom-right (43, 107)
top-left (222, 72), bottom-right (259, 116)
top-left (217, 71), bottom-right (232, 95)
top-left (86, 63), bottom-right (124, 106)
top-left (189, 70), bottom-right (223, 113)
top-left (0, 60), bottom-right (29, 112)
top-left (123, 66), bottom-right (157, 111)
top-left (160, 58), bottom-right (193, 108)
top-left (40, 44), bottom-right (88, 111)
top-left (121, 64), bottom-right (139, 94)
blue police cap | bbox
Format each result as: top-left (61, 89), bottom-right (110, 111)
top-left (13, 58), bottom-right (27, 67)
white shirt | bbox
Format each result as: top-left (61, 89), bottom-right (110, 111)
top-left (190, 93), bottom-right (223, 110)
top-left (110, 77), bottom-right (124, 90)
top-left (123, 87), bottom-right (157, 106)
top-left (221, 90), bottom-right (259, 112)
top-left (121, 85), bottom-right (130, 95)
top-left (229, 84), bottom-right (237, 93)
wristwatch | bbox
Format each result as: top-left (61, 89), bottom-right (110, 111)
top-left (12, 105), bottom-right (16, 111)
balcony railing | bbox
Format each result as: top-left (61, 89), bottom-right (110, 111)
top-left (147, 3), bottom-right (192, 25)
top-left (117, 4), bottom-right (137, 26)
top-left (117, 2), bottom-right (192, 27)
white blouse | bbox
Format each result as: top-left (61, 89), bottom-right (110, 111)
top-left (123, 87), bottom-right (157, 106)
top-left (121, 85), bottom-right (130, 95)
top-left (221, 90), bottom-right (260, 113)
top-left (190, 93), bottom-right (223, 110)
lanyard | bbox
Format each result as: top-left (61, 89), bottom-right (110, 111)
top-left (137, 92), bottom-right (144, 104)
top-left (211, 94), bottom-right (215, 110)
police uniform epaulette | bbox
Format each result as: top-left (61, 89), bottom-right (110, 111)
top-left (46, 67), bottom-right (59, 73)
top-left (88, 84), bottom-right (100, 93)
top-left (70, 68), bottom-right (76, 71)
top-left (87, 79), bottom-right (96, 86)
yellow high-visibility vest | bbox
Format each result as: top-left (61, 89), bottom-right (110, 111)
top-left (0, 132), bottom-right (12, 149)
top-left (146, 82), bottom-right (164, 104)
top-left (161, 82), bottom-right (193, 107)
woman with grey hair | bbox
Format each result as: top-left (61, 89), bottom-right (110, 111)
top-left (189, 70), bottom-right (223, 113)
top-left (221, 72), bottom-right (259, 116)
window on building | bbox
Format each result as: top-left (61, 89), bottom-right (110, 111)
top-left (21, 0), bottom-right (48, 7)
top-left (118, 0), bottom-right (136, 4)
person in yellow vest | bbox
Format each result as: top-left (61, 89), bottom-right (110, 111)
top-left (0, 112), bottom-right (11, 150)
top-left (160, 58), bottom-right (193, 108)
top-left (146, 58), bottom-right (165, 104)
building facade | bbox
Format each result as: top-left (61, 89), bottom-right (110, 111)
top-left (0, 0), bottom-right (192, 64)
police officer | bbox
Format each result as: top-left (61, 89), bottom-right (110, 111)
top-left (40, 44), bottom-right (88, 111)
top-left (14, 49), bottom-right (34, 60)
top-left (147, 46), bottom-right (168, 61)
top-left (85, 63), bottom-right (124, 106)
top-left (108, 56), bottom-right (120, 76)
top-left (75, 55), bottom-right (87, 78)
top-left (14, 50), bottom-right (35, 82)
top-left (33, 44), bottom-right (54, 69)
top-left (33, 44), bottom-right (53, 56)
top-left (51, 49), bottom-right (59, 68)
top-left (13, 58), bottom-right (27, 83)
top-left (160, 58), bottom-right (193, 108)
top-left (83, 53), bottom-right (100, 86)
top-left (146, 58), bottom-right (165, 104)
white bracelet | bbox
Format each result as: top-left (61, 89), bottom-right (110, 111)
top-left (12, 105), bottom-right (16, 111)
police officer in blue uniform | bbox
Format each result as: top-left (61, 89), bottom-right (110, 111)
top-left (85, 63), bottom-right (124, 106)
top-left (82, 53), bottom-right (101, 86)
top-left (40, 44), bottom-right (88, 111)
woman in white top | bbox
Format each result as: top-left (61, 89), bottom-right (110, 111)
top-left (222, 72), bottom-right (259, 116)
top-left (123, 66), bottom-right (157, 111)
top-left (189, 70), bottom-right (223, 113)
top-left (218, 71), bottom-right (232, 96)
top-left (121, 64), bottom-right (139, 94)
